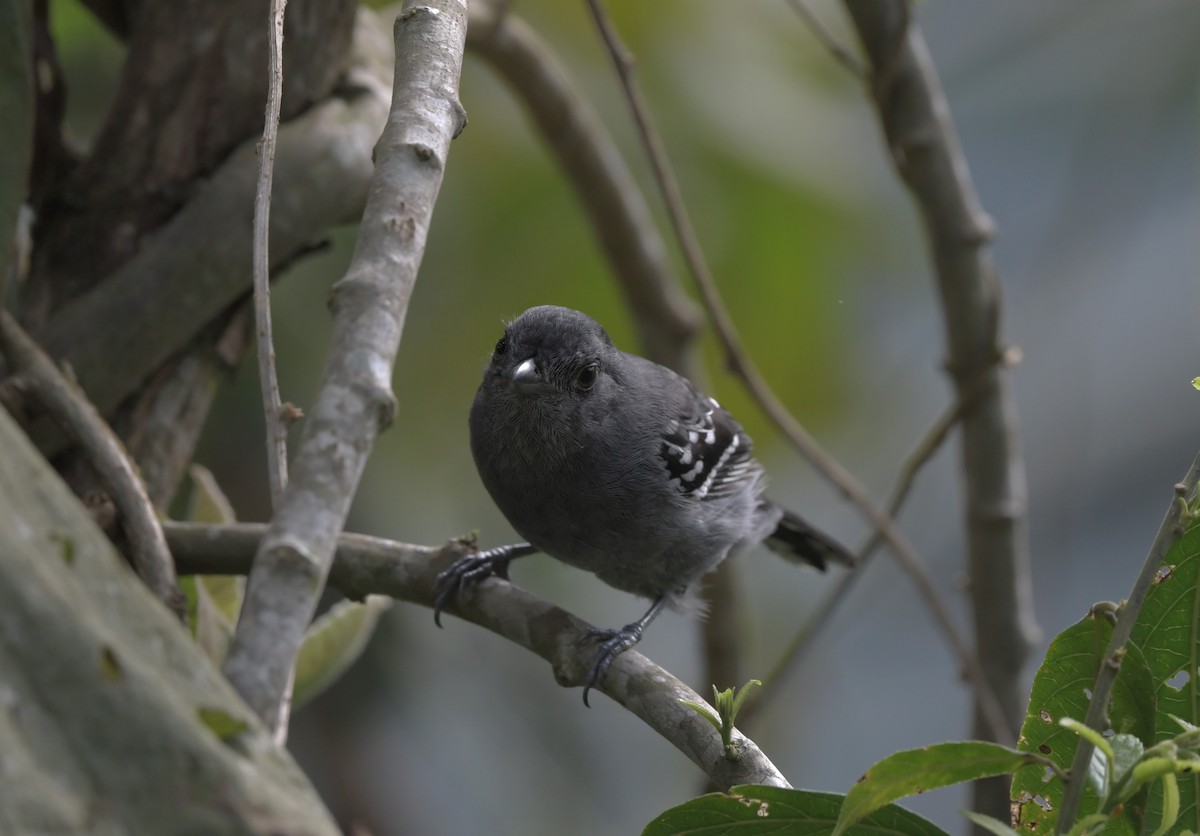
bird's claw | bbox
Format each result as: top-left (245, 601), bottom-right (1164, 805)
top-left (579, 622), bottom-right (645, 707)
top-left (433, 546), bottom-right (515, 627)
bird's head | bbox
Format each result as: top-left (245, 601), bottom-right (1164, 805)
top-left (481, 306), bottom-right (616, 401)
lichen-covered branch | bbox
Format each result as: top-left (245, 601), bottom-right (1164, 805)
top-left (0, 408), bottom-right (338, 835)
top-left (221, 0), bottom-right (468, 736)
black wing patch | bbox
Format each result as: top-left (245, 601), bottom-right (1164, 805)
top-left (661, 398), bottom-right (757, 500)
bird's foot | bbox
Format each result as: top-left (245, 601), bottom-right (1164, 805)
top-left (579, 621), bottom-right (647, 707)
top-left (433, 543), bottom-right (533, 626)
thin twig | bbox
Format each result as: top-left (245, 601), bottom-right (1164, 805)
top-left (784, 0), bottom-right (867, 79)
top-left (167, 521), bottom-right (792, 790)
top-left (0, 310), bottom-right (186, 620)
top-left (1056, 453), bottom-right (1200, 834)
top-left (253, 0), bottom-right (290, 510)
top-left (222, 0), bottom-right (469, 738)
top-left (582, 0), bottom-right (1014, 745)
top-left (744, 360), bottom-right (999, 724)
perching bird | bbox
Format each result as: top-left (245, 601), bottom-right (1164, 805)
top-left (435, 305), bottom-right (854, 704)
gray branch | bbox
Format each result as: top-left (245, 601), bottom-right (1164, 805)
top-left (842, 0), bottom-right (1038, 820)
top-left (251, 0), bottom-right (292, 510)
top-left (0, 408), bottom-right (338, 835)
top-left (0, 310), bottom-right (184, 620)
top-left (221, 0), bottom-right (469, 735)
top-left (167, 521), bottom-right (791, 790)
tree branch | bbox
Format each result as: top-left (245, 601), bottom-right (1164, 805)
top-left (583, 0), bottom-right (1013, 744)
top-left (784, 0), bottom-right (866, 79)
top-left (252, 0), bottom-right (291, 510)
top-left (121, 304), bottom-right (254, 509)
top-left (221, 0), bottom-right (469, 736)
top-left (842, 1), bottom-right (1038, 819)
top-left (0, 409), bottom-right (339, 835)
top-left (0, 310), bottom-right (185, 620)
top-left (167, 521), bottom-right (792, 790)
top-left (0, 8), bottom-right (395, 456)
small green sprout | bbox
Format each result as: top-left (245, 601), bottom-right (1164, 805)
top-left (680, 678), bottom-right (761, 761)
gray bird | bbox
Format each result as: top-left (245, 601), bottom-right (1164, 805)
top-left (435, 305), bottom-right (854, 704)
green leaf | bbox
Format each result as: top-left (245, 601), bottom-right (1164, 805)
top-left (729, 678), bottom-right (761, 718)
top-left (1107, 733), bottom-right (1146, 802)
top-left (178, 465), bottom-right (244, 663)
top-left (677, 698), bottom-right (721, 732)
top-left (643, 787), bottom-right (949, 836)
top-left (835, 742), bottom-right (1040, 836)
top-left (179, 574), bottom-right (238, 665)
top-left (1151, 772), bottom-right (1180, 836)
top-left (1011, 614), bottom-right (1154, 834)
top-left (961, 811), bottom-right (1021, 836)
top-left (185, 464), bottom-right (237, 525)
top-left (1129, 520), bottom-right (1200, 831)
top-left (293, 596), bottom-right (391, 709)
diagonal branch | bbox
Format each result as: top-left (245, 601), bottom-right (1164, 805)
top-left (167, 521), bottom-right (791, 790)
top-left (221, 0), bottom-right (469, 737)
top-left (0, 310), bottom-right (185, 620)
top-left (785, 0), bottom-right (866, 79)
top-left (582, 0), bottom-right (1013, 744)
top-left (745, 360), bottom-right (1002, 724)
top-left (1056, 453), bottom-right (1200, 833)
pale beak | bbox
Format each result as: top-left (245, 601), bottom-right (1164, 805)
top-left (510, 357), bottom-right (556, 395)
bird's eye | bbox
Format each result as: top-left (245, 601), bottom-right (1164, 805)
top-left (493, 336), bottom-right (508, 357)
top-left (573, 363), bottom-right (599, 391)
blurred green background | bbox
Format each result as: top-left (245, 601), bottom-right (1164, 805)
top-left (49, 0), bottom-right (1200, 833)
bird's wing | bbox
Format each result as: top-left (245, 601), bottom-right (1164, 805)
top-left (660, 385), bottom-right (759, 502)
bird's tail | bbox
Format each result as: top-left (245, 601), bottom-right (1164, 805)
top-left (764, 507), bottom-right (856, 572)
